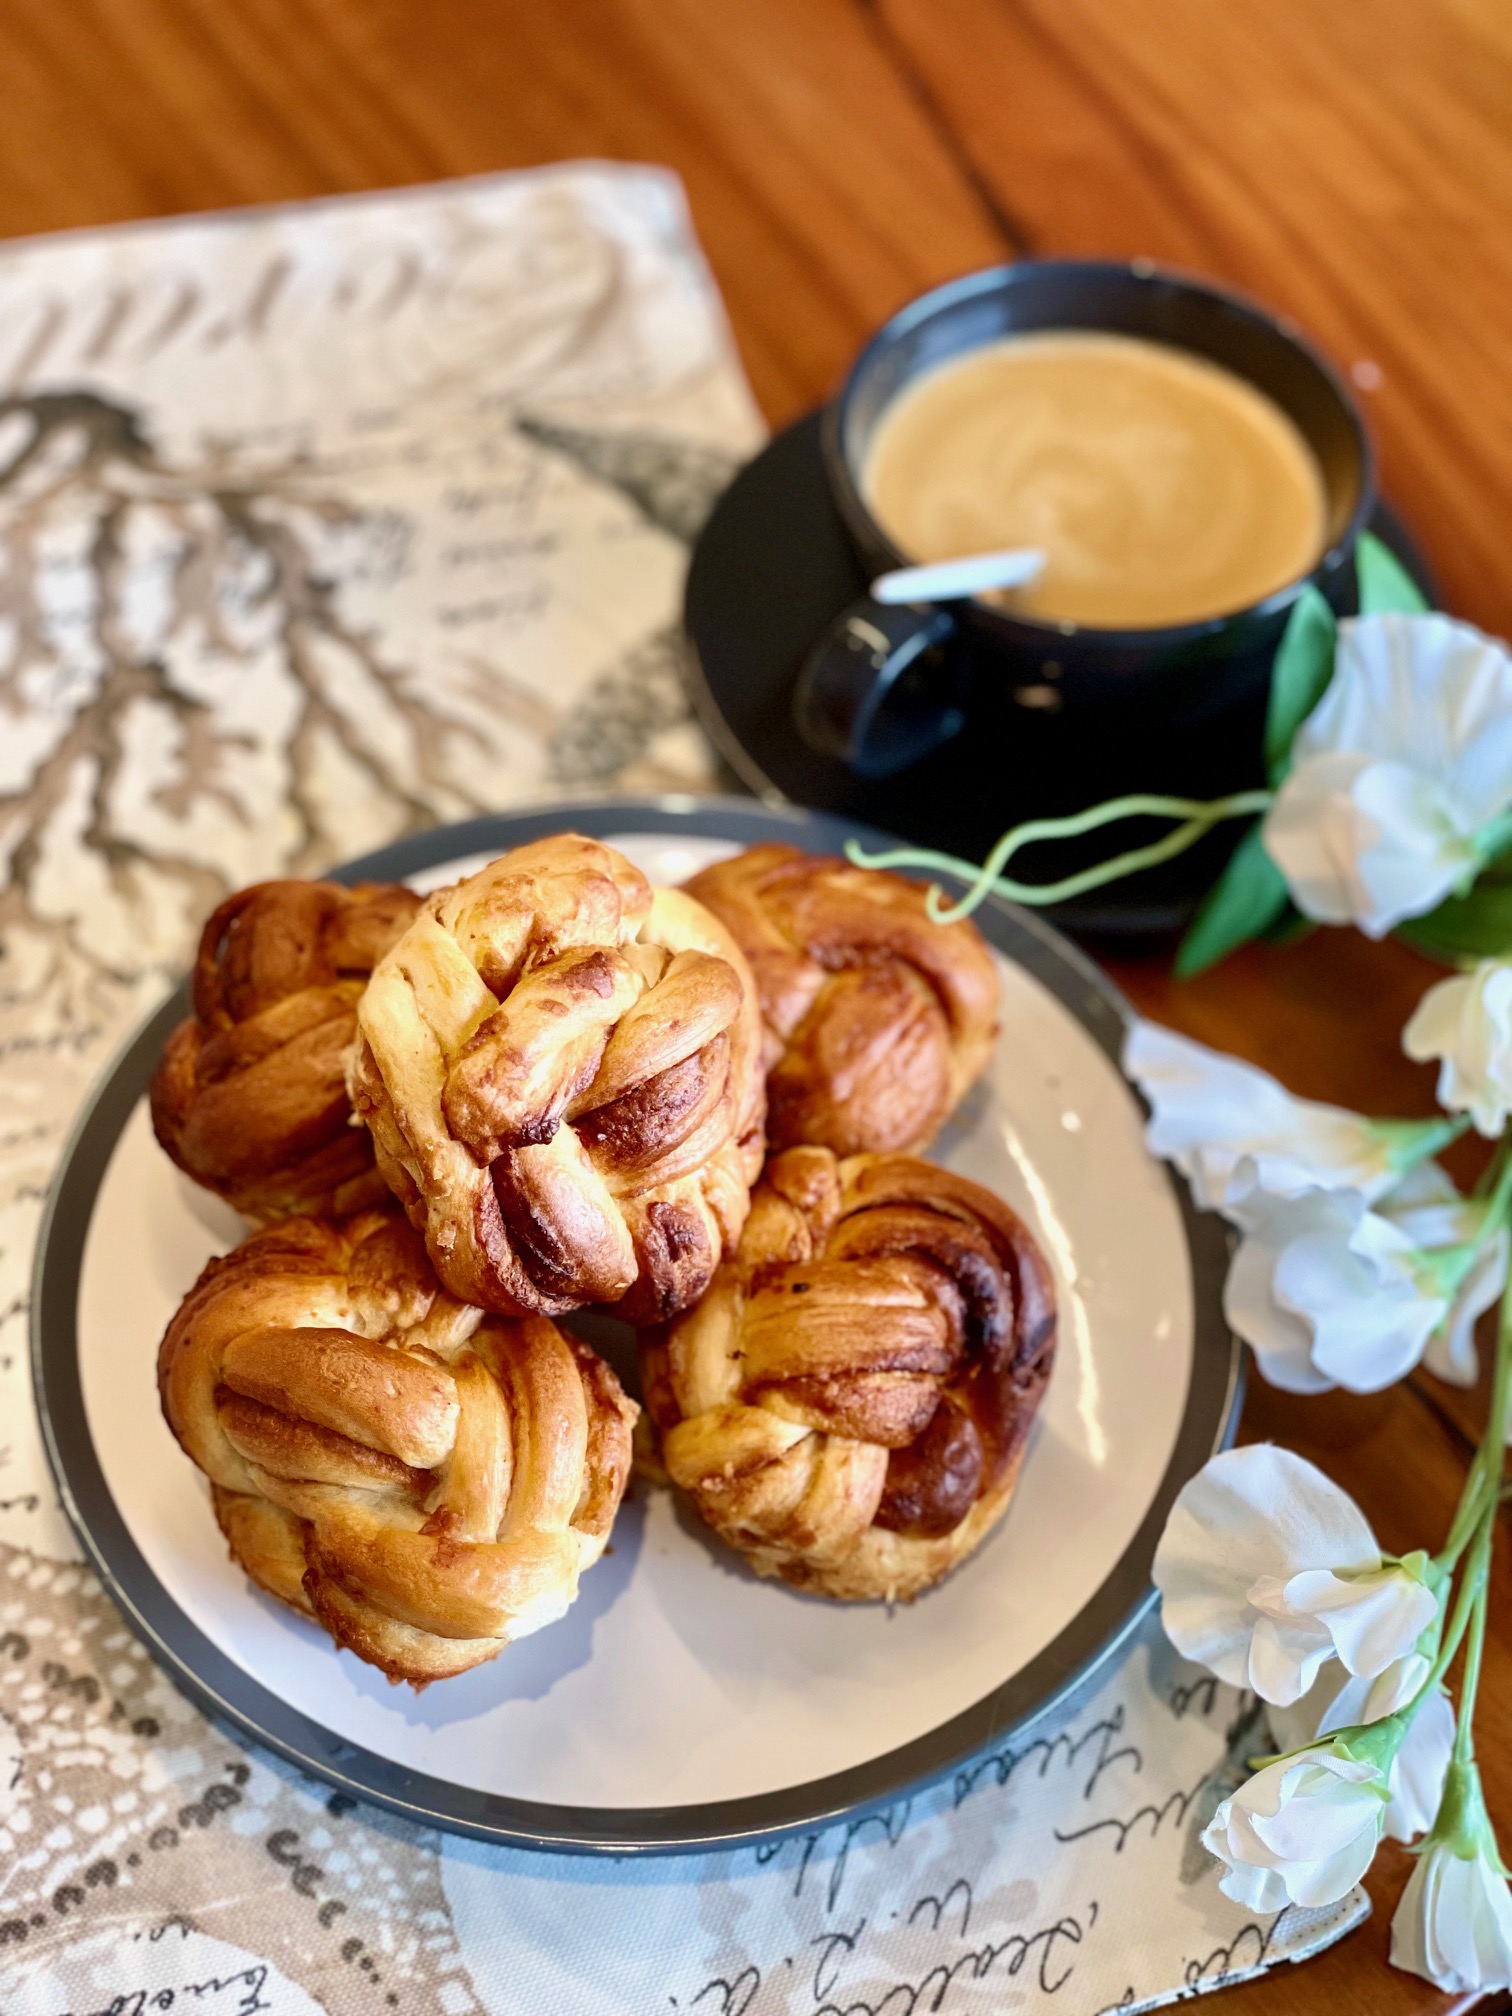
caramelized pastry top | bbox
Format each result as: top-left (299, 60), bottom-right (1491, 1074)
top-left (158, 1207), bottom-right (635, 1685)
top-left (683, 845), bottom-right (999, 1156)
top-left (150, 877), bottom-right (420, 1220)
top-left (349, 834), bottom-right (765, 1324)
top-left (641, 1145), bottom-right (1055, 1600)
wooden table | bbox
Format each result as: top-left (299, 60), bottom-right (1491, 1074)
top-left (3, 3), bottom-right (1508, 2009)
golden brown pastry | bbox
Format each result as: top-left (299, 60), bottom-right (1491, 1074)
top-left (158, 1207), bottom-right (636, 1686)
top-left (682, 845), bottom-right (999, 1156)
top-left (348, 834), bottom-right (765, 1325)
top-left (151, 878), bottom-right (421, 1221)
top-left (640, 1146), bottom-right (1055, 1601)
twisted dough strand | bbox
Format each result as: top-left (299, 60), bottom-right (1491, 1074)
top-left (683, 845), bottom-right (999, 1156)
top-left (158, 1209), bottom-right (636, 1684)
top-left (641, 1147), bottom-right (1055, 1601)
top-left (150, 878), bottom-right (420, 1220)
top-left (350, 835), bottom-right (765, 1322)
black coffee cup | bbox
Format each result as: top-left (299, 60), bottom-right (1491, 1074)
top-left (794, 260), bottom-right (1374, 779)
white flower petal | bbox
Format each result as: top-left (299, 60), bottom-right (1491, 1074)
top-left (1123, 1020), bottom-right (1400, 1220)
top-left (1384, 1685), bottom-right (1455, 1844)
top-left (1208, 1819), bottom-right (1291, 1913)
top-left (1378, 1165), bottom-right (1509, 1397)
top-left (1261, 749), bottom-right (1372, 927)
top-left (1266, 1674), bottom-right (1345, 1762)
top-left (1265, 755), bottom-right (1469, 937)
top-left (1246, 1607), bottom-right (1335, 1707)
top-left (1423, 1227), bottom-right (1509, 1392)
top-left (1252, 1566), bottom-right (1436, 1684)
top-left (1303, 1292), bottom-right (1445, 1393)
top-left (1153, 1445), bottom-right (1379, 1691)
top-left (1229, 1189), bottom-right (1448, 1394)
top-left (1405, 961), bottom-right (1512, 1138)
top-left (1205, 1746), bottom-right (1386, 1909)
top-left (1380, 1157), bottom-right (1477, 1243)
top-left (1264, 1655), bottom-right (1451, 1846)
top-left (1354, 764), bottom-right (1476, 930)
top-left (1358, 1653), bottom-right (1432, 1720)
top-left (1226, 1790), bottom-right (1291, 1864)
top-left (1392, 1841), bottom-right (1512, 1993)
top-left (1263, 613), bottom-right (1512, 935)
top-left (1224, 1214), bottom-right (1337, 1392)
top-left (1296, 614), bottom-right (1512, 790)
top-left (1282, 1825), bottom-right (1383, 1909)
top-left (1274, 1205), bottom-right (1445, 1391)
top-left (1249, 1757), bottom-right (1380, 1863)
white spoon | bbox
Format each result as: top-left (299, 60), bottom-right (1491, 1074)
top-left (871, 547), bottom-right (1045, 605)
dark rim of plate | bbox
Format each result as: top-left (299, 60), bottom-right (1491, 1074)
top-left (30, 794), bottom-right (1241, 1856)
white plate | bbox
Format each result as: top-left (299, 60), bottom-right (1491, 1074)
top-left (32, 797), bottom-right (1237, 1852)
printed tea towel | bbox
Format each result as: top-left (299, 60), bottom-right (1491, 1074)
top-left (0, 166), bottom-right (1365, 2013)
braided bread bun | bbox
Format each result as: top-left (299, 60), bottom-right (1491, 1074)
top-left (640, 1146), bottom-right (1055, 1601)
top-left (151, 879), bottom-right (421, 1220)
top-left (159, 1208), bottom-right (635, 1685)
top-left (682, 846), bottom-right (999, 1157)
top-left (348, 835), bottom-right (765, 1324)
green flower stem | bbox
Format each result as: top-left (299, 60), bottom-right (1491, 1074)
top-left (1430, 1261), bottom-right (1512, 1873)
top-left (845, 789), bottom-right (1274, 925)
top-left (1421, 1282), bottom-right (1512, 1719)
top-left (1380, 1114), bottom-right (1472, 1170)
top-left (1452, 1564), bottom-right (1490, 1772)
top-left (1435, 1245), bottom-right (1512, 1578)
top-left (1423, 1147), bottom-right (1512, 1314)
top-left (1439, 1460), bottom-right (1496, 1578)
top-left (1472, 1135), bottom-right (1512, 1201)
top-left (1421, 1498), bottom-right (1497, 1707)
top-left (1481, 1147), bottom-right (1512, 1242)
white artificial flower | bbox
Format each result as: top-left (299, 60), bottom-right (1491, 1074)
top-left (1269, 1654), bottom-right (1454, 1844)
top-left (1124, 1019), bottom-right (1416, 1224)
top-left (1264, 613), bottom-right (1512, 937)
top-left (1387, 1163), bottom-right (1511, 1393)
top-left (1245, 1570), bottom-right (1439, 1710)
top-left (1203, 1742), bottom-right (1389, 1911)
top-left (1225, 1190), bottom-right (1448, 1394)
top-left (1423, 1233), bottom-right (1510, 1394)
top-left (1392, 1838), bottom-right (1512, 1993)
top-left (1404, 960), bottom-right (1512, 1138)
top-left (1153, 1445), bottom-right (1435, 1705)
top-left (1225, 1163), bottom-right (1502, 1395)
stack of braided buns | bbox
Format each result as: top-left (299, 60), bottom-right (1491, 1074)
top-left (152, 834), bottom-right (1056, 1687)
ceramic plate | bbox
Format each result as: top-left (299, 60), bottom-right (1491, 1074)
top-left (32, 796), bottom-right (1239, 1853)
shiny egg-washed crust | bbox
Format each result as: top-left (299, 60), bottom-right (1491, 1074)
top-left (640, 1146), bottom-right (1055, 1601)
top-left (348, 835), bottom-right (765, 1325)
top-left (682, 845), bottom-right (1000, 1158)
top-left (150, 878), bottom-right (422, 1220)
top-left (158, 1208), bottom-right (636, 1686)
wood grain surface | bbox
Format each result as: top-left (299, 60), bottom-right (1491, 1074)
top-left (1, 3), bottom-right (1507, 2008)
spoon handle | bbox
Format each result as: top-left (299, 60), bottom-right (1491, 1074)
top-left (872, 548), bottom-right (1045, 605)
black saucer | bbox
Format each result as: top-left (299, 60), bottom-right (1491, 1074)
top-left (682, 410), bottom-right (1435, 934)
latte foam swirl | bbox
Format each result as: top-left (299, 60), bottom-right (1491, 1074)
top-left (863, 332), bottom-right (1328, 631)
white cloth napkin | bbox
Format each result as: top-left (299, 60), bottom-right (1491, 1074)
top-left (0, 166), bottom-right (1365, 2013)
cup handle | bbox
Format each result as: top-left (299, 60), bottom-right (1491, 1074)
top-left (792, 597), bottom-right (965, 778)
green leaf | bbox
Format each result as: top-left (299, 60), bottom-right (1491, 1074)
top-left (1355, 528), bottom-right (1431, 615)
top-left (1396, 880), bottom-right (1512, 963)
top-left (1175, 822), bottom-right (1292, 977)
top-left (1264, 586), bottom-right (1337, 783)
top-left (1260, 905), bottom-right (1312, 948)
